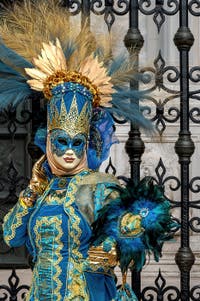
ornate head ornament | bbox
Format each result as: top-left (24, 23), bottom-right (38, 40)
top-left (47, 83), bottom-right (92, 137)
top-left (25, 39), bottom-right (113, 137)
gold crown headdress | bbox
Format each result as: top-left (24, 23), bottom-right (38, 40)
top-left (48, 90), bottom-right (91, 137)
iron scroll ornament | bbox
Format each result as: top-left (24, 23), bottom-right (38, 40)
top-left (189, 0), bottom-right (200, 16)
top-left (141, 269), bottom-right (180, 301)
top-left (190, 285), bottom-right (200, 301)
top-left (138, 0), bottom-right (179, 33)
top-left (91, 0), bottom-right (129, 31)
top-left (61, 0), bottom-right (130, 31)
top-left (139, 51), bottom-right (180, 135)
top-left (0, 106), bottom-right (31, 136)
top-left (0, 269), bottom-right (29, 301)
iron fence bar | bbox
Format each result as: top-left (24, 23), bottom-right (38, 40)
top-left (81, 0), bottom-right (91, 27)
top-left (174, 1), bottom-right (195, 300)
top-left (124, 0), bottom-right (144, 298)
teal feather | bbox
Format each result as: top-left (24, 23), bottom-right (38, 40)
top-left (108, 54), bottom-right (128, 76)
top-left (63, 40), bottom-right (76, 60)
top-left (108, 101), bottom-right (151, 129)
top-left (0, 61), bottom-right (21, 77)
top-left (0, 39), bottom-right (32, 72)
top-left (114, 283), bottom-right (138, 301)
top-left (34, 127), bottom-right (47, 153)
top-left (0, 41), bottom-right (37, 110)
top-left (0, 80), bottom-right (33, 109)
top-left (0, 78), bottom-right (29, 91)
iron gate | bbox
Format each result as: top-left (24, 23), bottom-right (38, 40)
top-left (0, 1), bottom-right (200, 300)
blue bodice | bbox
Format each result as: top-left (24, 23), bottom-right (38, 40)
top-left (29, 199), bottom-right (92, 300)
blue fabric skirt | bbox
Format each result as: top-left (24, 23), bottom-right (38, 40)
top-left (84, 272), bottom-right (117, 301)
top-left (27, 272), bottom-right (117, 301)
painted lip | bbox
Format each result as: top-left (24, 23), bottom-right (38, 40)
top-left (64, 157), bottom-right (75, 163)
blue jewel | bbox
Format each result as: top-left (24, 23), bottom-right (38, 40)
top-left (139, 208), bottom-right (149, 217)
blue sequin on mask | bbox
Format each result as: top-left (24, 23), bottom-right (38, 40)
top-left (50, 130), bottom-right (87, 158)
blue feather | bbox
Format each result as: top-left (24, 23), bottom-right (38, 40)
top-left (0, 39), bottom-right (32, 71)
top-left (112, 88), bottom-right (147, 101)
top-left (34, 127), bottom-right (47, 153)
top-left (0, 90), bottom-right (33, 110)
top-left (108, 54), bottom-right (129, 76)
top-left (107, 103), bottom-right (151, 129)
top-left (94, 47), bottom-right (104, 58)
top-left (0, 79), bottom-right (30, 91)
top-left (0, 41), bottom-right (35, 110)
top-left (0, 61), bottom-right (22, 77)
top-left (63, 40), bottom-right (76, 60)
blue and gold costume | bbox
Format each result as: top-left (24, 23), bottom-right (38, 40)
top-left (3, 170), bottom-right (121, 301)
top-left (0, 3), bottom-right (177, 300)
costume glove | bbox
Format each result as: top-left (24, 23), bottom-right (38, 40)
top-left (19, 155), bottom-right (48, 207)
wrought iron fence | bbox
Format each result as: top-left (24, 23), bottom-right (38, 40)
top-left (0, 0), bottom-right (200, 300)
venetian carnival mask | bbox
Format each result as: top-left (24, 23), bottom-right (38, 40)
top-left (50, 130), bottom-right (87, 158)
top-left (49, 129), bottom-right (87, 170)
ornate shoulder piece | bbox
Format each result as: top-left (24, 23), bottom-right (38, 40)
top-left (80, 172), bottom-right (120, 186)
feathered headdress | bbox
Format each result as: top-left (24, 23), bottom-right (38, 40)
top-left (0, 0), bottom-right (151, 170)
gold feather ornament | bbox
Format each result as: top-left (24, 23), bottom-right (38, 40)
top-left (25, 39), bottom-right (114, 107)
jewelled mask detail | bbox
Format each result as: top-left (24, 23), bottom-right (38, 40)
top-left (50, 129), bottom-right (87, 158)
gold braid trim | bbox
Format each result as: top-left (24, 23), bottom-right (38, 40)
top-left (43, 70), bottom-right (101, 107)
top-left (34, 216), bottom-right (63, 300)
top-left (3, 204), bottom-right (29, 243)
top-left (64, 172), bottom-right (90, 300)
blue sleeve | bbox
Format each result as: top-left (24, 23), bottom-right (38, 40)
top-left (3, 201), bottom-right (34, 248)
top-left (93, 182), bottom-right (120, 221)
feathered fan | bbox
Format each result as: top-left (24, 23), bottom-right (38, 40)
top-left (90, 176), bottom-right (179, 300)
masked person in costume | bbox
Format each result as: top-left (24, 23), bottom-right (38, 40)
top-left (1, 1), bottom-right (178, 300)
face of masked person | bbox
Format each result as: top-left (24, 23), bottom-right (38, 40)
top-left (49, 129), bottom-right (87, 171)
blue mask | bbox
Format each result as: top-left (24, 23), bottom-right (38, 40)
top-left (50, 130), bottom-right (87, 159)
